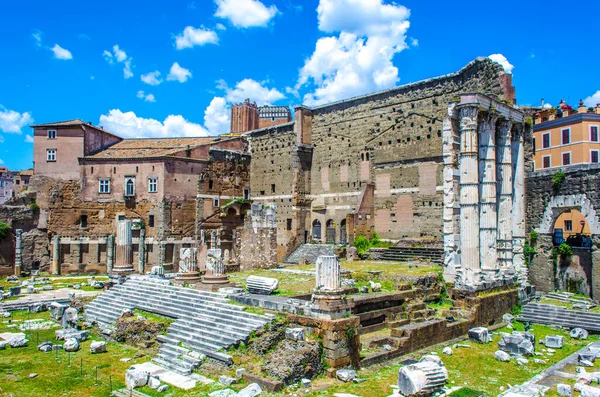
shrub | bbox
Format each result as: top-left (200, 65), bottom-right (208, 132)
top-left (370, 232), bottom-right (382, 246)
top-left (29, 202), bottom-right (40, 213)
top-left (354, 236), bottom-right (370, 256)
top-left (529, 230), bottom-right (539, 243)
top-left (0, 221), bottom-right (9, 239)
top-left (552, 170), bottom-right (566, 190)
top-left (557, 242), bottom-right (573, 258)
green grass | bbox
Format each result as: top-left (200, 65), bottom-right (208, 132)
top-left (0, 311), bottom-right (144, 397)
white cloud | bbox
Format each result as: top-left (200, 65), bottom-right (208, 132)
top-left (32, 31), bottom-right (42, 47)
top-left (584, 91), bottom-right (600, 107)
top-left (222, 78), bottom-right (285, 105)
top-left (488, 53), bottom-right (514, 74)
top-left (52, 44), bottom-right (73, 60)
top-left (24, 135), bottom-right (34, 143)
top-left (215, 0), bottom-right (279, 28)
top-left (204, 97), bottom-right (230, 134)
top-left (0, 106), bottom-right (34, 134)
top-left (297, 0), bottom-right (411, 106)
top-left (141, 71), bottom-right (163, 86)
top-left (174, 26), bottom-right (218, 49)
top-left (137, 90), bottom-right (156, 103)
top-left (215, 23), bottom-right (227, 31)
top-left (167, 62), bottom-right (192, 83)
top-left (99, 110), bottom-right (209, 139)
top-left (410, 37), bottom-right (419, 47)
top-left (103, 45), bottom-right (134, 78)
top-left (542, 103), bottom-right (552, 109)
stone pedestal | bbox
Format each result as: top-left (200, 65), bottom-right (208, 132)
top-left (113, 220), bottom-right (135, 274)
top-left (175, 247), bottom-right (201, 285)
top-left (311, 256), bottom-right (352, 319)
top-left (198, 248), bottom-right (233, 291)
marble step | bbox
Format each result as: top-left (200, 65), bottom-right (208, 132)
top-left (151, 356), bottom-right (192, 376)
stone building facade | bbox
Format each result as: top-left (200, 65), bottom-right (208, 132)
top-left (247, 57), bottom-right (516, 262)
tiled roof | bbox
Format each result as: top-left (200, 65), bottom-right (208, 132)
top-left (84, 137), bottom-right (218, 159)
top-left (30, 119), bottom-right (88, 127)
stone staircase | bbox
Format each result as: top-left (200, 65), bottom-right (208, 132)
top-left (85, 276), bottom-right (273, 374)
top-left (517, 303), bottom-right (600, 332)
top-left (377, 246), bottom-right (444, 264)
top-left (284, 244), bottom-right (340, 264)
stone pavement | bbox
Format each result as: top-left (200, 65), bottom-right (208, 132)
top-left (0, 288), bottom-right (99, 311)
top-left (133, 361), bottom-right (213, 390)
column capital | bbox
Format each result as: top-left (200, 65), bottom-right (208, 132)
top-left (511, 123), bottom-right (524, 142)
top-left (459, 106), bottom-right (479, 131)
top-left (479, 113), bottom-right (500, 132)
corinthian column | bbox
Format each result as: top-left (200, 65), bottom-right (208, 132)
top-left (52, 235), bottom-right (61, 275)
top-left (458, 106), bottom-right (480, 273)
top-left (478, 113), bottom-right (499, 271)
top-left (511, 124), bottom-right (527, 284)
top-left (442, 104), bottom-right (460, 281)
top-left (497, 120), bottom-right (513, 270)
top-left (114, 220), bottom-right (135, 274)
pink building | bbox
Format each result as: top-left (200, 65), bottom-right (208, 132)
top-left (32, 119), bottom-right (122, 180)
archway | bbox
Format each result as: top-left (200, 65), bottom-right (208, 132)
top-left (340, 219), bottom-right (347, 245)
top-left (326, 219), bottom-right (336, 244)
top-left (312, 220), bottom-right (321, 241)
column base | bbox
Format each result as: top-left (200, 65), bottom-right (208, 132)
top-left (112, 265), bottom-right (136, 275)
top-left (311, 291), bottom-right (353, 320)
top-left (174, 271), bottom-right (202, 285)
top-left (195, 277), bottom-right (236, 292)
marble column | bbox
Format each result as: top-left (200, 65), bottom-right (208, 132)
top-left (114, 220), bottom-right (134, 273)
top-left (442, 104), bottom-right (460, 280)
top-left (52, 235), bottom-right (60, 275)
top-left (106, 234), bottom-right (114, 273)
top-left (138, 228), bottom-right (146, 274)
top-left (14, 229), bottom-right (23, 276)
top-left (210, 230), bottom-right (216, 248)
top-left (315, 255), bottom-right (341, 291)
top-left (496, 120), bottom-right (513, 270)
top-left (478, 114), bottom-right (499, 272)
top-left (458, 106), bottom-right (480, 273)
top-left (200, 248), bottom-right (231, 289)
top-left (511, 125), bottom-right (527, 284)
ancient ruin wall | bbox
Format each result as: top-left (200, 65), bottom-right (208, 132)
top-left (309, 58), bottom-right (510, 242)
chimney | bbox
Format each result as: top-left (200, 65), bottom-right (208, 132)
top-left (578, 99), bottom-right (587, 114)
top-left (596, 103), bottom-right (600, 115)
top-left (294, 105), bottom-right (313, 145)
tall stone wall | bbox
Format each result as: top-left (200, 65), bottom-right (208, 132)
top-left (526, 163), bottom-right (600, 299)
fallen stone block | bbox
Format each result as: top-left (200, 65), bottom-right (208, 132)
top-left (37, 342), bottom-right (52, 352)
top-left (8, 337), bottom-right (28, 348)
top-left (148, 376), bottom-right (161, 389)
top-left (0, 341), bottom-right (7, 350)
top-left (63, 338), bottom-right (80, 352)
top-left (498, 332), bottom-right (535, 356)
top-left (301, 378), bottom-right (311, 388)
top-left (398, 356), bottom-right (448, 396)
top-left (209, 389), bottom-right (237, 397)
top-left (468, 327), bottom-right (491, 344)
top-left (49, 302), bottom-right (68, 321)
top-left (542, 335), bottom-right (563, 349)
top-left (502, 313), bottom-right (515, 323)
top-left (126, 367), bottom-right (149, 389)
top-left (442, 347), bottom-right (452, 356)
top-left (494, 350), bottom-right (510, 362)
top-left (574, 383), bottom-right (600, 397)
top-left (285, 327), bottom-right (305, 341)
top-left (238, 383), bottom-right (262, 397)
top-left (235, 368), bottom-right (246, 378)
top-left (90, 341), bottom-right (107, 354)
top-left (336, 369), bottom-right (357, 382)
top-left (246, 275), bottom-right (279, 295)
top-left (557, 383), bottom-right (572, 397)
top-left (571, 328), bottom-right (589, 340)
top-left (219, 375), bottom-right (236, 386)
top-left (157, 384), bottom-right (168, 393)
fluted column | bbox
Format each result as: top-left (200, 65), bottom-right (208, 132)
top-left (479, 113), bottom-right (499, 271)
top-left (315, 256), bottom-right (341, 291)
top-left (14, 229), bottom-right (23, 276)
top-left (442, 104), bottom-right (460, 280)
top-left (511, 124), bottom-right (527, 284)
top-left (52, 235), bottom-right (61, 275)
top-left (106, 234), bottom-right (114, 273)
top-left (459, 106), bottom-right (480, 272)
top-left (497, 120), bottom-right (513, 270)
top-left (138, 228), bottom-right (146, 274)
top-left (114, 220), bottom-right (134, 273)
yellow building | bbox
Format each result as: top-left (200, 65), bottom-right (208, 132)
top-left (533, 100), bottom-right (600, 170)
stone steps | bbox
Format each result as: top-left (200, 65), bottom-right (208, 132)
top-left (518, 303), bottom-right (600, 332)
top-left (377, 247), bottom-right (444, 264)
top-left (85, 276), bottom-right (272, 373)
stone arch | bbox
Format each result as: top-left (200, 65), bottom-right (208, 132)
top-left (326, 219), bottom-right (336, 244)
top-left (537, 194), bottom-right (600, 234)
top-left (312, 219), bottom-right (322, 240)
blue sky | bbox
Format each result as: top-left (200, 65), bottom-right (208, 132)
top-left (2, 0), bottom-right (600, 170)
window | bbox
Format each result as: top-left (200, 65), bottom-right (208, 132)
top-left (46, 149), bottom-right (56, 162)
top-left (15, 180), bottom-right (20, 185)
top-left (125, 177), bottom-right (135, 196)
top-left (543, 155), bottom-right (551, 169)
top-left (118, 215), bottom-right (125, 221)
top-left (47, 130), bottom-right (56, 139)
top-left (562, 152), bottom-right (571, 166)
top-left (260, 190), bottom-right (265, 196)
top-left (286, 219), bottom-right (292, 231)
top-left (24, 180), bottom-right (28, 185)
top-left (148, 177), bottom-right (158, 193)
top-left (562, 128), bottom-right (570, 145)
top-left (592, 150), bottom-right (599, 163)
top-left (243, 188), bottom-right (250, 200)
top-left (208, 180), bottom-right (213, 190)
top-left (213, 198), bottom-right (220, 207)
top-left (542, 133), bottom-right (550, 148)
top-left (271, 184), bottom-right (275, 193)
top-left (80, 215), bottom-right (88, 228)
top-left (591, 126), bottom-right (599, 142)
top-left (90, 166), bottom-right (94, 175)
top-left (533, 138), bottom-right (536, 155)
top-left (565, 220), bottom-right (573, 231)
top-left (99, 179), bottom-right (110, 194)
top-left (148, 215), bottom-right (155, 228)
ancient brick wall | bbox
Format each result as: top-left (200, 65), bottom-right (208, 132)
top-left (309, 58), bottom-right (508, 242)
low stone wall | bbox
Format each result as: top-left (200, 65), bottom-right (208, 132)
top-left (287, 314), bottom-right (361, 370)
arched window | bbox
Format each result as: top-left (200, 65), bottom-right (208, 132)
top-left (125, 178), bottom-right (135, 196)
top-left (312, 220), bottom-right (322, 240)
